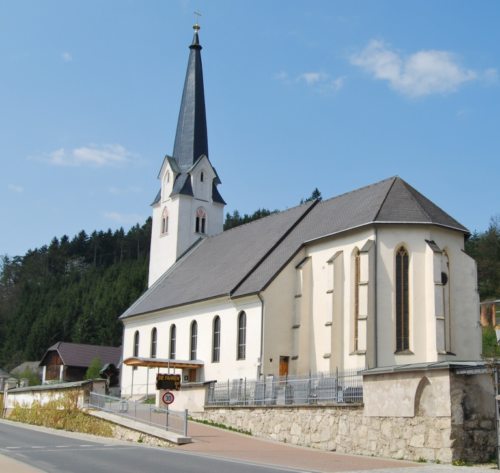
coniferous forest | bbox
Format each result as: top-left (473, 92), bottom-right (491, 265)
top-left (0, 221), bottom-right (152, 369)
top-left (0, 210), bottom-right (498, 371)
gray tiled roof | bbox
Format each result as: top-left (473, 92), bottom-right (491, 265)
top-left (39, 342), bottom-right (122, 368)
top-left (121, 201), bottom-right (315, 318)
top-left (122, 176), bottom-right (468, 318)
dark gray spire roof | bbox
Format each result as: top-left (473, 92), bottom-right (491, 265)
top-left (151, 27), bottom-right (224, 206)
top-left (172, 30), bottom-right (208, 172)
top-left (122, 176), bottom-right (468, 319)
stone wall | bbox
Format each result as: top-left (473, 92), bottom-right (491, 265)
top-left (450, 371), bottom-right (496, 462)
top-left (194, 406), bottom-right (457, 462)
top-left (193, 368), bottom-right (496, 464)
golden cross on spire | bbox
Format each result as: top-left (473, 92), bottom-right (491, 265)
top-left (193, 11), bottom-right (202, 31)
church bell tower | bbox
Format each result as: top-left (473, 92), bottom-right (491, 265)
top-left (148, 23), bottom-right (225, 287)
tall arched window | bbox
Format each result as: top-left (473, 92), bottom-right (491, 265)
top-left (195, 207), bottom-right (207, 234)
top-left (169, 325), bottom-right (176, 359)
top-left (237, 311), bottom-right (246, 360)
top-left (150, 327), bottom-right (157, 358)
top-left (161, 207), bottom-right (169, 234)
top-left (212, 316), bottom-right (221, 362)
top-left (133, 331), bottom-right (140, 357)
top-left (190, 321), bottom-right (198, 360)
top-left (353, 248), bottom-right (360, 351)
top-left (396, 246), bottom-right (409, 352)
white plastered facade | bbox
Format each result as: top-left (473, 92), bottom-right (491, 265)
top-left (123, 221), bottom-right (481, 396)
top-left (148, 155), bottom-right (224, 287)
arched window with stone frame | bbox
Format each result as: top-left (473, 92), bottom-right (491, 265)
top-left (195, 207), bottom-right (207, 234)
top-left (212, 316), bottom-right (221, 362)
top-left (237, 311), bottom-right (246, 360)
top-left (395, 246), bottom-right (410, 352)
top-left (190, 321), bottom-right (198, 360)
top-left (169, 325), bottom-right (176, 359)
top-left (352, 248), bottom-right (361, 352)
top-left (150, 327), bottom-right (157, 358)
top-left (161, 207), bottom-right (169, 235)
top-left (133, 331), bottom-right (140, 357)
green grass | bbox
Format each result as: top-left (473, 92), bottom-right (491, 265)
top-left (190, 417), bottom-right (252, 436)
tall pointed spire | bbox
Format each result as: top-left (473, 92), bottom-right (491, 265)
top-left (172, 23), bottom-right (209, 171)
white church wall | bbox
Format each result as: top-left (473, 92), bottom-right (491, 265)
top-left (121, 295), bottom-right (262, 397)
top-left (428, 227), bottom-right (481, 361)
top-left (376, 225), bottom-right (481, 368)
top-left (377, 226), bottom-right (431, 367)
top-left (261, 250), bottom-right (307, 377)
top-left (307, 228), bottom-right (375, 373)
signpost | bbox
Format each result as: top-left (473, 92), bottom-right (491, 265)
top-left (162, 391), bottom-right (175, 405)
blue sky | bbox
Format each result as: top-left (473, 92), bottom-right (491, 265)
top-left (1, 0), bottom-right (499, 257)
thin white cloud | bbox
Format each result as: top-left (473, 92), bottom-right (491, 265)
top-left (103, 211), bottom-right (144, 224)
top-left (350, 40), bottom-right (481, 97)
top-left (298, 72), bottom-right (329, 85)
top-left (61, 51), bottom-right (73, 62)
top-left (8, 184), bottom-right (24, 193)
top-left (276, 70), bottom-right (344, 94)
top-left (41, 144), bottom-right (136, 167)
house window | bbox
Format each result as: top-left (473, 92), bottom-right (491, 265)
top-left (237, 311), bottom-right (246, 360)
top-left (200, 171), bottom-right (204, 182)
top-left (212, 316), bottom-right (221, 362)
top-left (133, 331), bottom-right (139, 357)
top-left (195, 208), bottom-right (207, 234)
top-left (396, 246), bottom-right (410, 352)
top-left (190, 321), bottom-right (198, 360)
top-left (169, 325), bottom-right (176, 359)
top-left (161, 208), bottom-right (169, 234)
top-left (353, 249), bottom-right (360, 351)
top-left (150, 327), bottom-right (157, 358)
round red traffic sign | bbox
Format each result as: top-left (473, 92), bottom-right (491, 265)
top-left (162, 391), bottom-right (175, 405)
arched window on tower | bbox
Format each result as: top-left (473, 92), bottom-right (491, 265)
top-left (161, 207), bottom-right (169, 235)
top-left (195, 208), bottom-right (207, 234)
top-left (169, 325), bottom-right (176, 359)
top-left (395, 246), bottom-right (410, 352)
top-left (212, 316), bottom-right (221, 362)
top-left (200, 171), bottom-right (204, 182)
top-left (190, 321), bottom-right (198, 360)
top-left (150, 327), bottom-right (157, 358)
top-left (237, 311), bottom-right (246, 360)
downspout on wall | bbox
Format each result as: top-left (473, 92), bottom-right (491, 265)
top-left (258, 293), bottom-right (265, 380)
top-left (374, 226), bottom-right (378, 368)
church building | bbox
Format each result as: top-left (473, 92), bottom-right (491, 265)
top-left (120, 25), bottom-right (481, 397)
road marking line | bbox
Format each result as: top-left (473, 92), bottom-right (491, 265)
top-left (5, 446), bottom-right (21, 450)
top-left (31, 446), bottom-right (45, 449)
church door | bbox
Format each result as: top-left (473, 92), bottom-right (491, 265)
top-left (279, 356), bottom-right (289, 377)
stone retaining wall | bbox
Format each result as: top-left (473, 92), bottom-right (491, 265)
top-left (193, 368), bottom-right (496, 463)
top-left (194, 406), bottom-right (459, 463)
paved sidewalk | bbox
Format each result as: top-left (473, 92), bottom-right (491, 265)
top-left (181, 420), bottom-right (498, 473)
top-left (181, 420), bottom-right (416, 472)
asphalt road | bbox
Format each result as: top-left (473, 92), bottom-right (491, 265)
top-left (0, 421), bottom-right (301, 473)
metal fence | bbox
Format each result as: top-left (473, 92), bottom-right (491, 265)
top-left (206, 370), bottom-right (363, 407)
top-left (87, 392), bottom-right (188, 436)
